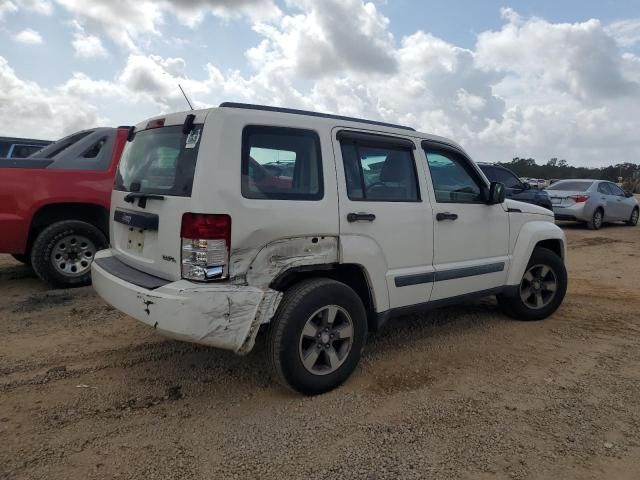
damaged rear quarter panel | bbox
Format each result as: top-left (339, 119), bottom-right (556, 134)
top-left (233, 236), bottom-right (339, 289)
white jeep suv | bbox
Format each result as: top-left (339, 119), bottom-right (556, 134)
top-left (92, 103), bottom-right (568, 395)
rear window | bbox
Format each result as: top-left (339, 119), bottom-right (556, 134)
top-left (37, 130), bottom-right (94, 159)
top-left (114, 125), bottom-right (202, 197)
top-left (547, 181), bottom-right (593, 191)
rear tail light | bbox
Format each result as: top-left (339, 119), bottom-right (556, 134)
top-left (569, 195), bottom-right (590, 203)
top-left (180, 213), bottom-right (231, 281)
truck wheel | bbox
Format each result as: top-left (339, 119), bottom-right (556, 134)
top-left (626, 207), bottom-right (639, 226)
top-left (30, 220), bottom-right (107, 288)
top-left (267, 278), bottom-right (368, 395)
top-left (587, 208), bottom-right (603, 230)
top-left (11, 254), bottom-right (30, 265)
top-left (499, 247), bottom-right (567, 321)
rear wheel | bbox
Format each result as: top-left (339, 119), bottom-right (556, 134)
top-left (587, 208), bottom-right (603, 230)
top-left (627, 207), bottom-right (639, 226)
top-left (499, 247), bottom-right (567, 321)
top-left (30, 220), bottom-right (107, 288)
top-left (267, 278), bottom-right (368, 395)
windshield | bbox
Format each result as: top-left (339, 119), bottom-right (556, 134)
top-left (114, 125), bottom-right (202, 197)
top-left (546, 181), bottom-right (593, 192)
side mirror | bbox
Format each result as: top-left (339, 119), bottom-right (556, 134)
top-left (487, 182), bottom-right (506, 204)
top-left (625, 191), bottom-right (634, 198)
top-left (522, 182), bottom-right (531, 191)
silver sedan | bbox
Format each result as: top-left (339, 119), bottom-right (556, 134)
top-left (547, 179), bottom-right (639, 230)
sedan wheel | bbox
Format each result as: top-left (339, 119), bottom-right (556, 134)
top-left (588, 209), bottom-right (603, 230)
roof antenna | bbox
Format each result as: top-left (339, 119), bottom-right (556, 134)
top-left (178, 83), bottom-right (194, 111)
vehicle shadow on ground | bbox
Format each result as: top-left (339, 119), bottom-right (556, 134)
top-left (0, 262), bottom-right (36, 282)
top-left (556, 221), bottom-right (630, 230)
top-left (148, 298), bottom-right (507, 397)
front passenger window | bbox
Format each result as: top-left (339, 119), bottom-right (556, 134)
top-left (425, 150), bottom-right (484, 203)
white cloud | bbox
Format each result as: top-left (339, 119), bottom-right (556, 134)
top-left (54, 0), bottom-right (280, 50)
top-left (0, 1), bottom-right (18, 18)
top-left (2, 3), bottom-right (640, 167)
top-left (0, 56), bottom-right (103, 139)
top-left (14, 28), bottom-right (43, 44)
top-left (71, 22), bottom-right (108, 58)
top-left (17, 0), bottom-right (53, 15)
top-left (248, 0), bottom-right (396, 78)
top-left (606, 19), bottom-right (640, 48)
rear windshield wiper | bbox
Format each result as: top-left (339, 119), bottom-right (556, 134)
top-left (123, 192), bottom-right (165, 208)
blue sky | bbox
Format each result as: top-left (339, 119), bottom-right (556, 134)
top-left (1, 0), bottom-right (639, 166)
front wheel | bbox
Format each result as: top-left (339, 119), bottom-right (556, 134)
top-left (627, 208), bottom-right (639, 226)
top-left (499, 247), bottom-right (567, 321)
top-left (267, 278), bottom-right (368, 395)
top-left (30, 220), bottom-right (108, 288)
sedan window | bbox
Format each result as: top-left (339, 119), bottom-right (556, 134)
top-left (547, 181), bottom-right (594, 191)
top-left (608, 183), bottom-right (626, 197)
top-left (598, 183), bottom-right (613, 195)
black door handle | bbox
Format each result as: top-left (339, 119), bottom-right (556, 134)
top-left (436, 212), bottom-right (458, 221)
top-left (347, 212), bottom-right (376, 223)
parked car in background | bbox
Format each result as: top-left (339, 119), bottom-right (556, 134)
top-left (0, 127), bottom-right (129, 287)
top-left (91, 102), bottom-right (567, 395)
top-left (529, 178), bottom-right (549, 189)
top-left (547, 179), bottom-right (639, 229)
top-left (0, 136), bottom-right (51, 158)
top-left (479, 164), bottom-right (553, 211)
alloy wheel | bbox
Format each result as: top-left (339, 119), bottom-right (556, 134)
top-left (520, 264), bottom-right (558, 310)
top-left (298, 305), bottom-right (355, 375)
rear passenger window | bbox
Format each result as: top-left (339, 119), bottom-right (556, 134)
top-left (340, 143), bottom-right (420, 202)
top-left (598, 183), bottom-right (612, 195)
top-left (241, 126), bottom-right (323, 200)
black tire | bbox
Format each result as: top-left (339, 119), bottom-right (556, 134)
top-left (587, 208), bottom-right (603, 230)
top-left (30, 220), bottom-right (107, 288)
top-left (499, 247), bottom-right (567, 321)
top-left (626, 207), bottom-right (639, 226)
top-left (267, 278), bottom-right (368, 395)
top-left (11, 254), bottom-right (30, 265)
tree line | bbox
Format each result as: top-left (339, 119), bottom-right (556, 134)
top-left (496, 157), bottom-right (640, 183)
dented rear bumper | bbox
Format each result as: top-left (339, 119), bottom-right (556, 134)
top-left (91, 249), bottom-right (282, 354)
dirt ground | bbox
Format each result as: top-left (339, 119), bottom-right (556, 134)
top-left (1, 221), bottom-right (640, 480)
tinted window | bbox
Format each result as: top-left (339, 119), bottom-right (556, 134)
top-left (15, 145), bottom-right (44, 158)
top-left (481, 166), bottom-right (521, 189)
top-left (242, 126), bottom-right (322, 200)
top-left (38, 130), bottom-right (94, 159)
top-left (83, 137), bottom-right (107, 158)
top-left (341, 143), bottom-right (419, 202)
top-left (425, 150), bottom-right (484, 203)
top-left (115, 125), bottom-right (202, 197)
top-left (547, 181), bottom-right (593, 191)
top-left (608, 183), bottom-right (626, 196)
top-left (597, 183), bottom-right (612, 195)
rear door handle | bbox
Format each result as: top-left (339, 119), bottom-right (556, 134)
top-left (436, 212), bottom-right (458, 221)
top-left (347, 212), bottom-right (376, 223)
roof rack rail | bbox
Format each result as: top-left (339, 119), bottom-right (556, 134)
top-left (218, 102), bottom-right (416, 132)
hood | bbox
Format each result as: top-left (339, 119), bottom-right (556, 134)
top-left (505, 198), bottom-right (553, 217)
